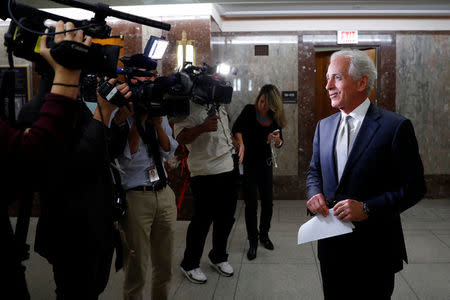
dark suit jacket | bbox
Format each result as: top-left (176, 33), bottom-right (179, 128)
top-left (34, 103), bottom-right (128, 264)
top-left (1, 93), bottom-right (80, 297)
top-left (306, 103), bottom-right (425, 273)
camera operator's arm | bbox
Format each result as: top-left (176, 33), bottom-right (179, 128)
top-left (40, 21), bottom-right (92, 99)
top-left (113, 102), bottom-right (133, 128)
top-left (94, 79), bottom-right (132, 126)
top-left (152, 117), bottom-right (170, 152)
top-left (176, 115), bottom-right (220, 145)
top-left (70, 81), bottom-right (132, 166)
top-left (1, 21), bottom-right (90, 161)
top-left (155, 116), bottom-right (178, 160)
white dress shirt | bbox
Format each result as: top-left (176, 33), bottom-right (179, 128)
top-left (337, 98), bottom-right (371, 155)
top-left (334, 98), bottom-right (371, 180)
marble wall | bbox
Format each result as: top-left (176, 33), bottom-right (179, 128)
top-left (1, 20), bottom-right (448, 199)
top-left (396, 33), bottom-right (450, 175)
top-left (161, 18), bottom-right (211, 76)
top-left (211, 33), bottom-right (299, 176)
top-left (396, 33), bottom-right (449, 197)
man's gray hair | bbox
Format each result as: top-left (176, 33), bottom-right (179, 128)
top-left (331, 49), bottom-right (377, 94)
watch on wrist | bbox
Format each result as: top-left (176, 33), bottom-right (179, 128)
top-left (363, 202), bottom-right (370, 216)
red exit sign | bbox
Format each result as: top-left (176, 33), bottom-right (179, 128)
top-left (337, 30), bottom-right (359, 44)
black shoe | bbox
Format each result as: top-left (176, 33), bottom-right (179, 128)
top-left (247, 242), bottom-right (257, 260)
top-left (260, 235), bottom-right (274, 250)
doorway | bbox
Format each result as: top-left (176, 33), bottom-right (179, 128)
top-left (314, 48), bottom-right (377, 123)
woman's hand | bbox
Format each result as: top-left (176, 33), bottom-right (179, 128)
top-left (40, 21), bottom-right (92, 99)
top-left (267, 130), bottom-right (282, 147)
top-left (233, 133), bottom-right (245, 164)
top-left (238, 142), bottom-right (245, 164)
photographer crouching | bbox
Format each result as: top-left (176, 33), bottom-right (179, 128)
top-left (24, 21), bottom-right (133, 299)
top-left (115, 55), bottom-right (178, 300)
top-left (1, 20), bottom-right (91, 300)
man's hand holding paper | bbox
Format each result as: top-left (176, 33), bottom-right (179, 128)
top-left (297, 208), bottom-right (354, 245)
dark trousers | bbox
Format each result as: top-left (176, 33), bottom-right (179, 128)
top-left (242, 164), bottom-right (273, 241)
top-left (320, 260), bottom-right (395, 300)
top-left (52, 248), bottom-right (113, 300)
top-left (2, 209), bottom-right (30, 300)
top-left (180, 170), bottom-right (237, 270)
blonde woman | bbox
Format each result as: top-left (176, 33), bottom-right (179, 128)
top-left (232, 84), bottom-right (286, 260)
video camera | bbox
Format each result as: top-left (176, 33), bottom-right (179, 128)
top-left (95, 57), bottom-right (236, 120)
top-left (88, 51), bottom-right (190, 119)
top-left (1, 0), bottom-right (171, 76)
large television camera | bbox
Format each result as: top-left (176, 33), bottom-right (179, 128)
top-left (92, 53), bottom-right (192, 119)
top-left (182, 62), bottom-right (234, 111)
top-left (93, 51), bottom-right (235, 120)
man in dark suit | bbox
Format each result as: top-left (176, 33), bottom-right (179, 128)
top-left (306, 49), bottom-right (426, 300)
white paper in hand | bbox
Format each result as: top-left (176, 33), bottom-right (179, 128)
top-left (297, 209), bottom-right (355, 245)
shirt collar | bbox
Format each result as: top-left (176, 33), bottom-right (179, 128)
top-left (341, 98), bottom-right (371, 122)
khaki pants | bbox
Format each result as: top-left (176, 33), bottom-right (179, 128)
top-left (120, 186), bottom-right (177, 300)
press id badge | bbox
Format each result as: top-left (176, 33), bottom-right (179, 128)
top-left (147, 166), bottom-right (160, 183)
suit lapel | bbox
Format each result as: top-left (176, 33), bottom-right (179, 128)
top-left (323, 113), bottom-right (341, 186)
top-left (341, 103), bottom-right (381, 180)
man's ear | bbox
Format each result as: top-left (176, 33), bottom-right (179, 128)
top-left (357, 75), bottom-right (369, 92)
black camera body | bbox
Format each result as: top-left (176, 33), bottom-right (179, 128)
top-left (135, 79), bottom-right (193, 119)
top-left (97, 80), bottom-right (129, 107)
top-left (182, 63), bottom-right (234, 107)
top-left (125, 62), bottom-right (235, 120)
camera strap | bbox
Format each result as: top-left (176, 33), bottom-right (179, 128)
top-left (97, 103), bottom-right (127, 271)
top-left (0, 65), bottom-right (16, 125)
top-left (136, 119), bottom-right (167, 190)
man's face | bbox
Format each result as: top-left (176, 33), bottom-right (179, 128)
top-left (326, 56), bottom-right (361, 113)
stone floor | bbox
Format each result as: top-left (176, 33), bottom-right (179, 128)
top-left (17, 198), bottom-right (450, 300)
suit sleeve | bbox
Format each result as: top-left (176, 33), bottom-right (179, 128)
top-left (366, 119), bottom-right (426, 216)
top-left (306, 121), bottom-right (323, 200)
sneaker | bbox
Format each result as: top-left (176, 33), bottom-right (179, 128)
top-left (180, 266), bottom-right (207, 284)
top-left (210, 261), bottom-right (234, 277)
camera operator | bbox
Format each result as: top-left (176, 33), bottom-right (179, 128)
top-left (15, 21), bottom-right (134, 300)
top-left (1, 20), bottom-right (90, 300)
top-left (175, 100), bottom-right (238, 283)
top-left (33, 78), bottom-right (131, 300)
top-left (117, 65), bottom-right (178, 300)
